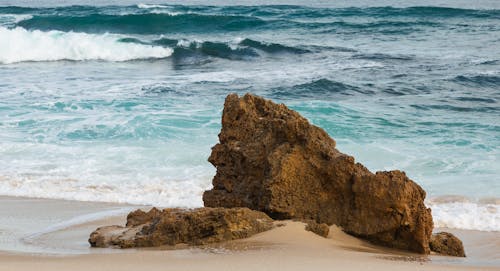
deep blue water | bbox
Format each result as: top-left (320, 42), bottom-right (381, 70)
top-left (0, 0), bottom-right (498, 230)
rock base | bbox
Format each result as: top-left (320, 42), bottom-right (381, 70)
top-left (89, 207), bottom-right (274, 248)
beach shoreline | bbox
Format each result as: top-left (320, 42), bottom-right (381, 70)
top-left (0, 196), bottom-right (498, 270)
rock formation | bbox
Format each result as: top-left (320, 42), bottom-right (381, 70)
top-left (430, 232), bottom-right (466, 257)
top-left (305, 220), bottom-right (330, 238)
top-left (89, 207), bottom-right (274, 248)
top-left (203, 93), bottom-right (435, 253)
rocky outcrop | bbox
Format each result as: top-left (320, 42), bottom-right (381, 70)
top-left (203, 93), bottom-right (435, 253)
top-left (430, 232), bottom-right (466, 257)
top-left (305, 220), bottom-right (330, 238)
top-left (89, 207), bottom-right (274, 248)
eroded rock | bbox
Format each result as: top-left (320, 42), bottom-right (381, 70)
top-left (89, 207), bottom-right (274, 248)
top-left (430, 232), bottom-right (466, 257)
top-left (305, 220), bottom-right (330, 238)
top-left (203, 93), bottom-right (435, 253)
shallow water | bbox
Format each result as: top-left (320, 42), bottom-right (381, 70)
top-left (0, 0), bottom-right (498, 231)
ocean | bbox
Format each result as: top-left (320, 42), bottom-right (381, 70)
top-left (0, 0), bottom-right (498, 232)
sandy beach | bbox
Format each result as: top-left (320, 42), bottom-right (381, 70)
top-left (0, 196), bottom-right (498, 271)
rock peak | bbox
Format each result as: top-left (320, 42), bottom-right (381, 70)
top-left (204, 93), bottom-right (434, 253)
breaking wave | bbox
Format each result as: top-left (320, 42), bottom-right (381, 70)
top-left (428, 196), bottom-right (499, 231)
top-left (0, 27), bottom-right (172, 64)
top-left (117, 37), bottom-right (310, 63)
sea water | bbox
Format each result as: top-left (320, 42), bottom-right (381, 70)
top-left (0, 0), bottom-right (498, 231)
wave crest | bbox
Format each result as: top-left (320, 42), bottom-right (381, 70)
top-left (0, 27), bottom-right (172, 64)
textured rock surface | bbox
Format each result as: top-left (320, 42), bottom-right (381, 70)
top-left (89, 207), bottom-right (274, 248)
top-left (305, 220), bottom-right (330, 238)
top-left (203, 93), bottom-right (435, 253)
top-left (430, 232), bottom-right (466, 257)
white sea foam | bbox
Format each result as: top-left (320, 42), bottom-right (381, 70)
top-left (0, 27), bottom-right (173, 64)
top-left (136, 3), bottom-right (194, 15)
top-left (0, 173), bottom-right (211, 208)
top-left (176, 38), bottom-right (193, 47)
top-left (0, 139), bottom-right (215, 208)
top-left (428, 199), bottom-right (500, 232)
top-left (137, 3), bottom-right (169, 9)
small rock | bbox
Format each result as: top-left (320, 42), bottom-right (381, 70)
top-left (305, 220), bottom-right (330, 238)
top-left (430, 232), bottom-right (466, 257)
top-left (89, 207), bottom-right (274, 248)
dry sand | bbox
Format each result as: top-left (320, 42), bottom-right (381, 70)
top-left (0, 196), bottom-right (498, 271)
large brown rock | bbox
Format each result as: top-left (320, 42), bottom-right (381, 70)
top-left (203, 93), bottom-right (434, 253)
top-left (89, 207), bottom-right (274, 248)
top-left (430, 232), bottom-right (466, 257)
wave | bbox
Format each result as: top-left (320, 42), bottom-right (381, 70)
top-left (453, 75), bottom-right (500, 88)
top-left (172, 41), bottom-right (259, 63)
top-left (5, 5), bottom-right (491, 35)
top-left (120, 39), bottom-right (261, 64)
top-left (137, 3), bottom-right (169, 9)
top-left (410, 104), bottom-right (499, 113)
top-left (328, 20), bottom-right (441, 29)
top-left (0, 27), bottom-right (172, 64)
top-left (0, 174), bottom-right (209, 207)
top-left (117, 37), bottom-right (310, 63)
top-left (428, 196), bottom-right (499, 231)
top-left (16, 13), bottom-right (267, 34)
top-left (2, 5), bottom-right (498, 19)
top-left (151, 37), bottom-right (180, 47)
top-left (351, 53), bottom-right (415, 61)
top-left (2, 5), bottom-right (494, 36)
top-left (312, 21), bottom-right (444, 35)
top-left (309, 6), bottom-right (500, 19)
top-left (0, 14), bottom-right (32, 27)
top-left (0, 27), bottom-right (313, 64)
top-left (479, 60), bottom-right (500, 65)
top-left (270, 79), bottom-right (373, 99)
top-left (455, 97), bottom-right (497, 104)
top-left (0, 6), bottom-right (37, 14)
top-left (239, 38), bottom-right (310, 54)
top-left (256, 6), bottom-right (500, 19)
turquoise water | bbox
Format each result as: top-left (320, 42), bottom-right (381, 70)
top-left (0, 1), bottom-right (498, 230)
